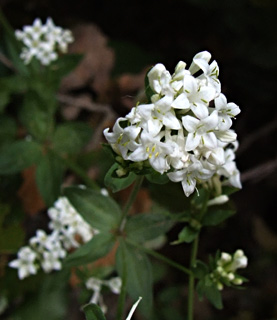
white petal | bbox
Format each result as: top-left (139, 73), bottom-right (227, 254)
top-left (171, 93), bottom-right (190, 109)
top-left (202, 110), bottom-right (218, 131)
top-left (202, 132), bottom-right (217, 149)
top-left (185, 132), bottom-right (201, 151)
top-left (189, 51), bottom-right (211, 74)
top-left (181, 176), bottom-right (196, 197)
top-left (216, 130), bottom-right (237, 143)
top-left (190, 102), bottom-right (209, 119)
top-left (163, 112), bottom-right (181, 130)
top-left (182, 115), bottom-right (199, 132)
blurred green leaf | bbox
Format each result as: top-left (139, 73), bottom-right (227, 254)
top-left (64, 186), bottom-right (122, 232)
top-left (172, 226), bottom-right (199, 244)
top-left (196, 277), bottom-right (223, 309)
top-left (104, 163), bottom-right (137, 192)
top-left (145, 169), bottom-right (169, 185)
top-left (0, 203), bottom-right (24, 253)
top-left (13, 270), bottom-right (70, 320)
top-left (36, 152), bottom-right (64, 206)
top-left (0, 115), bottom-right (17, 148)
top-left (52, 122), bottom-right (93, 155)
top-left (202, 209), bottom-right (236, 226)
top-left (126, 213), bottom-right (173, 243)
top-left (19, 92), bottom-right (55, 141)
top-left (116, 240), bottom-right (153, 317)
top-left (83, 303), bottom-right (106, 320)
top-left (63, 233), bottom-right (115, 267)
top-left (0, 140), bottom-right (42, 175)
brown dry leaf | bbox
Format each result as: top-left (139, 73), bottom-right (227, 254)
top-left (17, 166), bottom-right (46, 215)
top-left (253, 216), bottom-right (277, 251)
top-left (61, 24), bottom-right (114, 96)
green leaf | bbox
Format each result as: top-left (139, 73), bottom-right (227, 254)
top-left (52, 122), bottom-right (93, 155)
top-left (104, 163), bottom-right (137, 192)
top-left (36, 152), bottom-right (64, 206)
top-left (192, 261), bottom-right (209, 279)
top-left (63, 233), bottom-right (115, 267)
top-left (0, 203), bottom-right (24, 253)
top-left (116, 240), bottom-right (153, 317)
top-left (64, 186), bottom-right (122, 232)
top-left (196, 277), bottom-right (223, 309)
top-left (83, 304), bottom-right (106, 320)
top-left (0, 140), bottom-right (42, 175)
top-left (145, 169), bottom-right (169, 185)
top-left (202, 209), bottom-right (236, 226)
top-left (19, 92), bottom-right (55, 141)
top-left (172, 226), bottom-right (199, 244)
top-left (221, 185), bottom-right (240, 196)
top-left (126, 213), bottom-right (174, 243)
top-left (0, 115), bottom-right (17, 148)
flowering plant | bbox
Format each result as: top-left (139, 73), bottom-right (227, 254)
top-left (0, 14), bottom-right (248, 320)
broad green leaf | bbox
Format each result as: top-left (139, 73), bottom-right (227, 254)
top-left (126, 213), bottom-right (174, 243)
top-left (0, 140), bottom-right (42, 175)
top-left (104, 163), bottom-right (137, 192)
top-left (172, 226), bottom-right (199, 244)
top-left (83, 304), bottom-right (106, 320)
top-left (19, 93), bottom-right (55, 141)
top-left (63, 233), bottom-right (115, 267)
top-left (64, 187), bottom-right (122, 232)
top-left (116, 240), bottom-right (153, 317)
top-left (202, 209), bottom-right (236, 226)
top-left (36, 152), bottom-right (64, 206)
top-left (52, 122), bottom-right (93, 155)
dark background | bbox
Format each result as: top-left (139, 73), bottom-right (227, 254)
top-left (1, 0), bottom-right (277, 319)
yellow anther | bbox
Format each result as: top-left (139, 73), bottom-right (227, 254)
top-left (155, 152), bottom-right (159, 157)
top-left (148, 154), bottom-right (152, 159)
top-left (146, 146), bottom-right (150, 153)
top-left (152, 146), bottom-right (156, 153)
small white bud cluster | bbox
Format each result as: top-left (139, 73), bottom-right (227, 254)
top-left (210, 250), bottom-right (248, 290)
top-left (86, 276), bottom-right (122, 313)
top-left (9, 197), bottom-right (95, 279)
top-left (104, 51), bottom-right (241, 197)
top-left (15, 18), bottom-right (74, 65)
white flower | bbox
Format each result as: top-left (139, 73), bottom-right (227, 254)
top-left (15, 17), bottom-right (73, 65)
top-left (9, 247), bottom-right (37, 279)
top-left (215, 93), bottom-right (240, 131)
top-left (128, 131), bottom-right (173, 174)
top-left (167, 157), bottom-right (213, 197)
top-left (41, 251), bottom-right (62, 273)
top-left (182, 110), bottom-right (219, 151)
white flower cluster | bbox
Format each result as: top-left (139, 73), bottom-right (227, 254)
top-left (9, 197), bottom-right (95, 279)
top-left (86, 276), bottom-right (122, 313)
top-left (104, 51), bottom-right (241, 196)
top-left (15, 18), bottom-right (74, 65)
top-left (211, 249), bottom-right (248, 290)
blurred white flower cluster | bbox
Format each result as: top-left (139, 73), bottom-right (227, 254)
top-left (15, 18), bottom-right (73, 65)
top-left (9, 197), bottom-right (95, 279)
top-left (211, 249), bottom-right (248, 290)
top-left (86, 276), bottom-right (122, 313)
top-left (104, 51), bottom-right (241, 196)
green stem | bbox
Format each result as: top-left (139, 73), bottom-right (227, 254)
top-left (187, 235), bottom-right (199, 320)
top-left (126, 239), bottom-right (192, 276)
top-left (119, 175), bottom-right (144, 231)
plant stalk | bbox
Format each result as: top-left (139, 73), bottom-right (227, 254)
top-left (119, 175), bottom-right (144, 231)
top-left (187, 235), bottom-right (199, 320)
